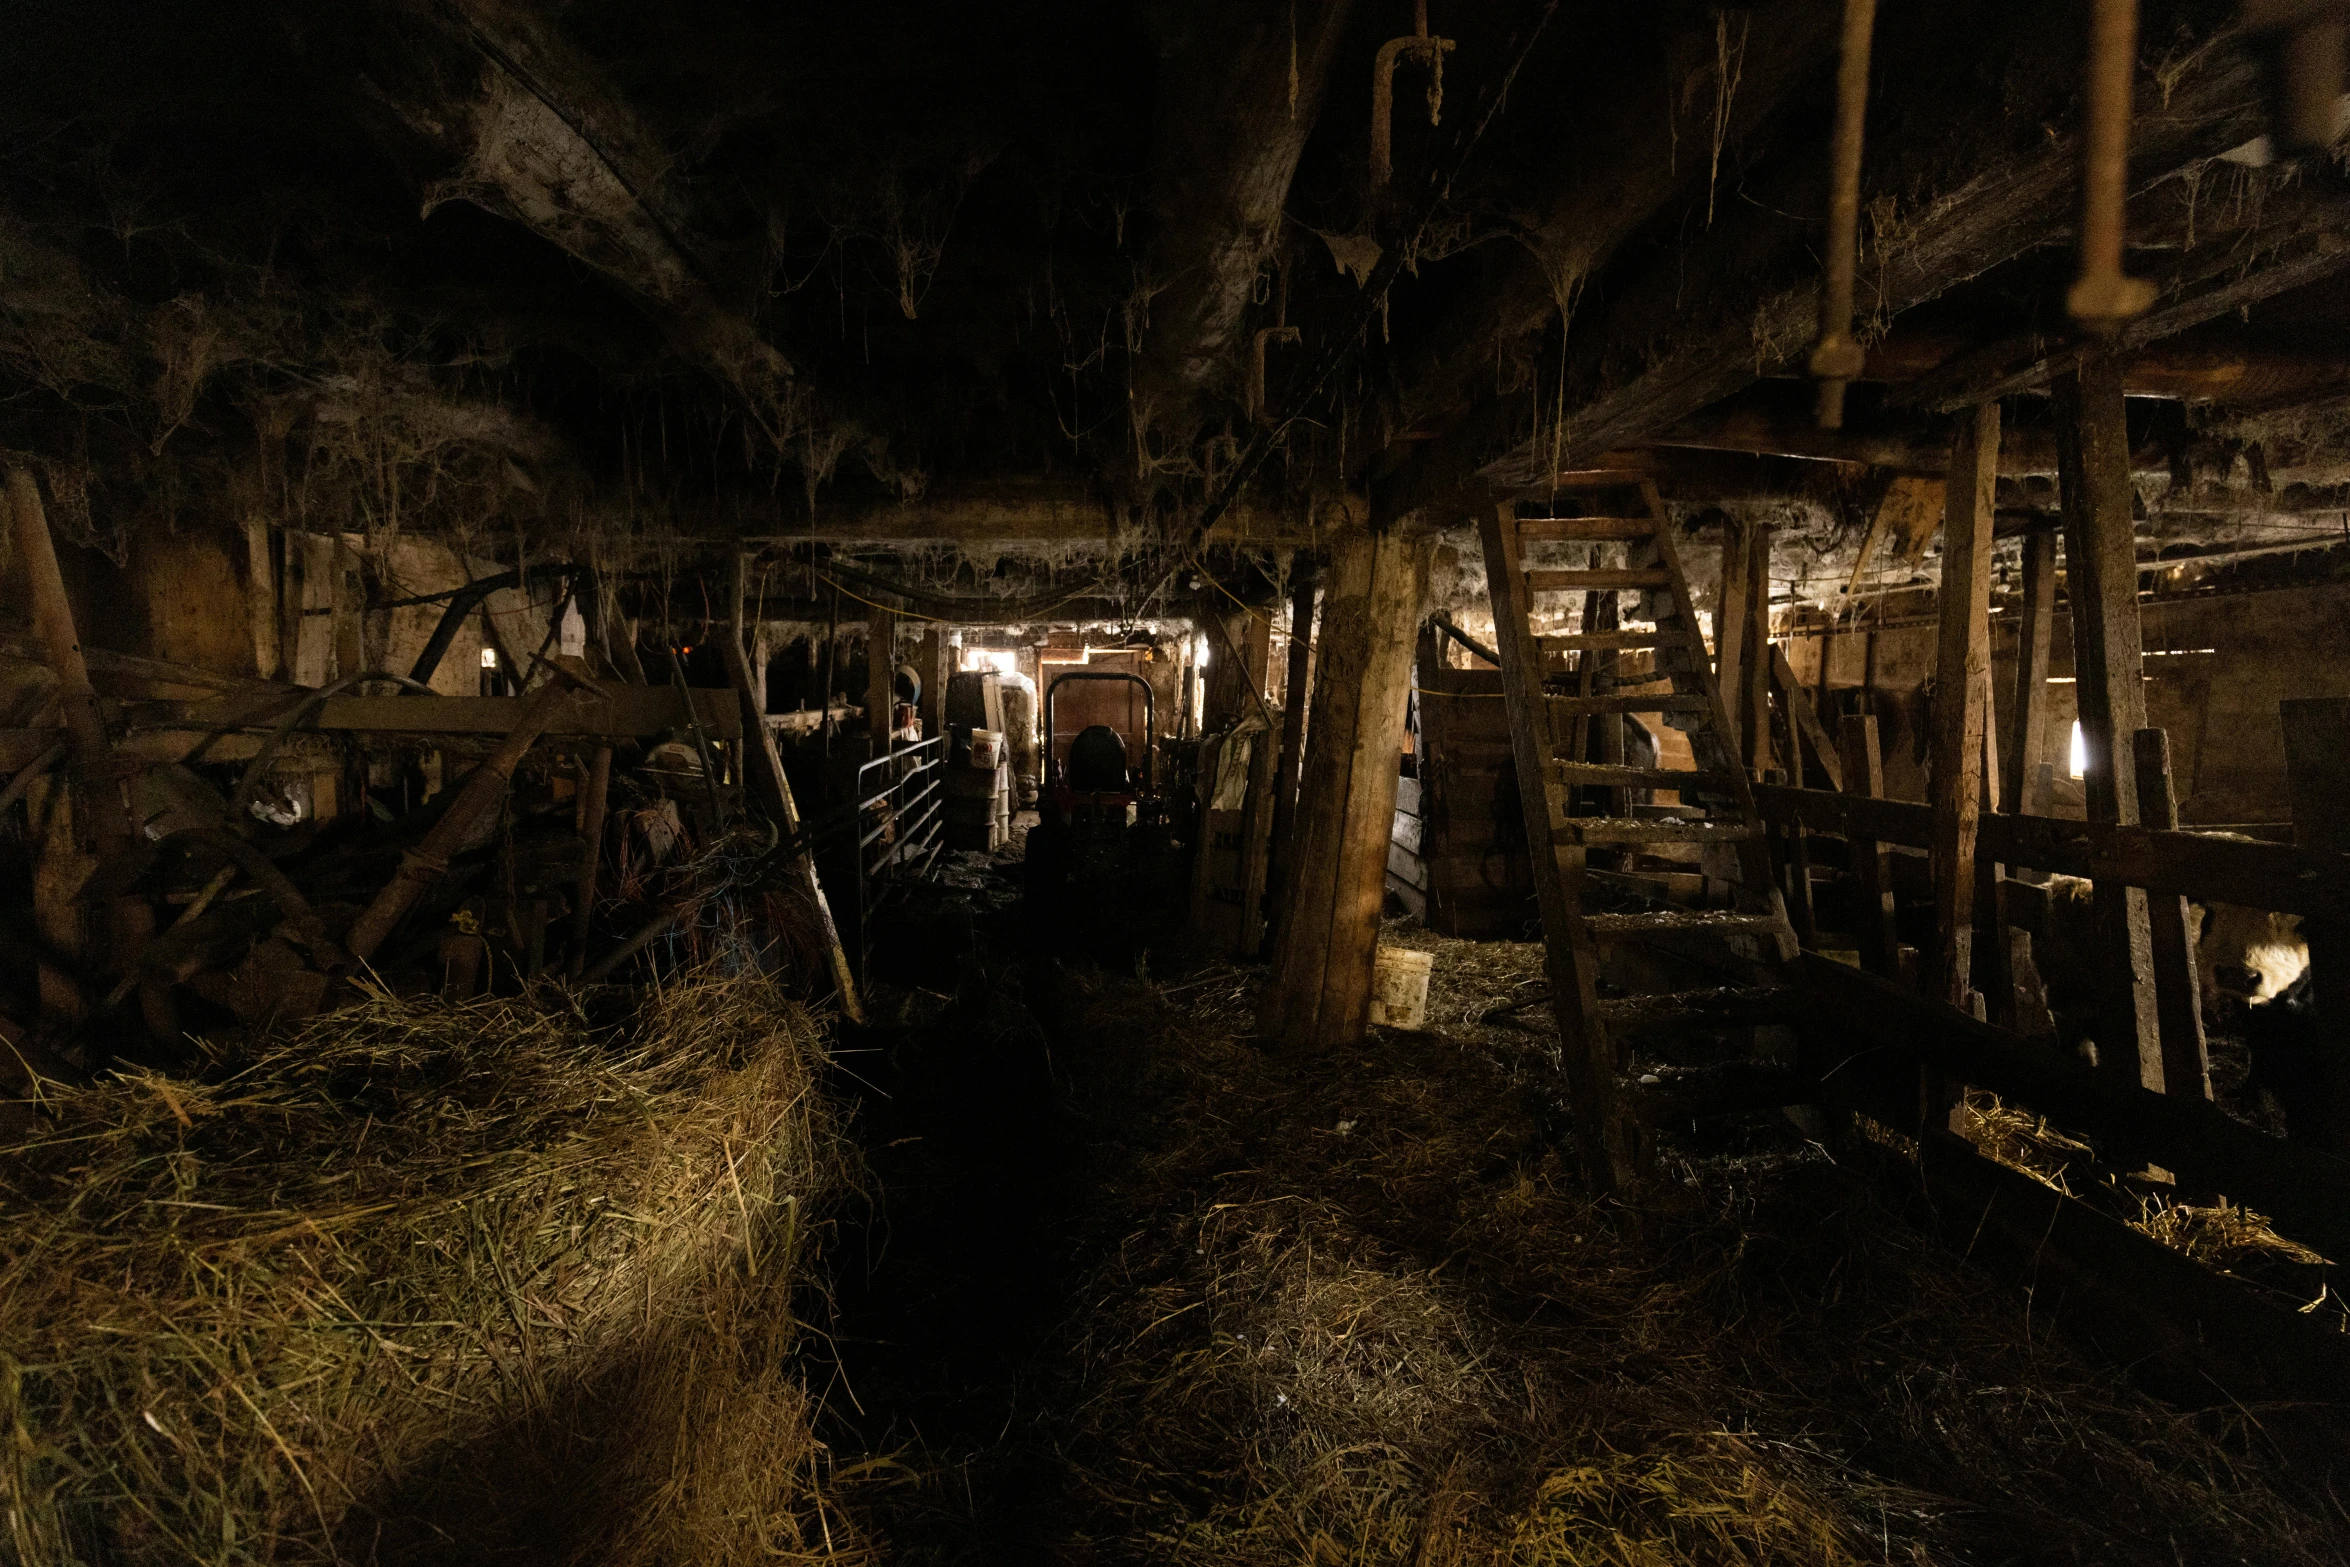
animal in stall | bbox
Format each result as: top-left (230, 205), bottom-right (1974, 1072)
top-left (2012, 874), bottom-right (2315, 1092)
top-left (2193, 902), bottom-right (2308, 1017)
top-left (2242, 970), bottom-right (2328, 1139)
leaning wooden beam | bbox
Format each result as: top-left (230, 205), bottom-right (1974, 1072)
top-left (2055, 348), bottom-right (2161, 1089)
top-left (5, 468), bottom-right (164, 1038)
top-left (1928, 404), bottom-right (1999, 1009)
top-left (345, 673), bottom-right (588, 964)
top-left (723, 561), bottom-right (865, 1026)
top-left (1767, 646), bottom-right (1843, 791)
top-left (1259, 526), bottom-right (1426, 1052)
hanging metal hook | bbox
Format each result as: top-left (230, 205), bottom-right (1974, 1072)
top-left (1369, 2), bottom-right (1456, 192)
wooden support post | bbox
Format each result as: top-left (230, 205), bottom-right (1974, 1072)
top-left (2281, 698), bottom-right (2350, 1145)
top-left (916, 627), bottom-right (948, 741)
top-left (866, 603), bottom-right (898, 752)
top-left (2008, 526), bottom-right (2058, 819)
top-left (2055, 349), bottom-right (2161, 1088)
top-left (1840, 712), bottom-right (1899, 978)
top-left (566, 745), bottom-right (613, 982)
top-left (725, 559), bottom-right (865, 1024)
top-left (1715, 519), bottom-right (1750, 741)
top-left (1259, 528), bottom-right (1427, 1052)
top-left (1929, 402), bottom-right (1999, 1011)
top-left (1743, 524), bottom-right (1774, 773)
top-left (1972, 659), bottom-right (2018, 1028)
top-left (5, 467), bottom-right (164, 1041)
top-left (244, 517), bottom-right (280, 681)
top-left (1264, 556), bottom-right (1320, 944)
top-left (2133, 728), bottom-right (2210, 1101)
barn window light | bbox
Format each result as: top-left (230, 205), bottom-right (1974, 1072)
top-left (2069, 719), bottom-right (2088, 780)
top-left (1195, 634), bottom-right (1211, 667)
top-left (480, 647), bottom-right (499, 669)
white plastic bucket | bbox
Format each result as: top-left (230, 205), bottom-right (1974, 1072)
top-left (1369, 947), bottom-right (1435, 1031)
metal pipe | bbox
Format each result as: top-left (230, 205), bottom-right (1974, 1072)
top-left (1368, 25), bottom-right (1454, 192)
top-left (1808, 0), bottom-right (1877, 428)
top-left (2067, 0), bottom-right (2156, 329)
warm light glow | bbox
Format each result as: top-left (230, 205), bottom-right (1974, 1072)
top-left (1195, 633), bottom-right (1211, 667)
top-left (479, 647), bottom-right (499, 668)
top-left (960, 647), bottom-right (1021, 675)
top-left (2069, 720), bottom-right (2088, 780)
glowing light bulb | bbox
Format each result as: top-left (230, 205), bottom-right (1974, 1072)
top-left (2068, 719), bottom-right (2088, 780)
top-left (480, 647), bottom-right (499, 669)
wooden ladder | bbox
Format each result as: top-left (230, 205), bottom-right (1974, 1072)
top-left (1478, 476), bottom-right (1798, 1193)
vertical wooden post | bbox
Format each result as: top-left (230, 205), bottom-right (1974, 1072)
top-left (2132, 728), bottom-right (2210, 1100)
top-left (244, 517), bottom-right (280, 681)
top-left (2281, 698), bottom-right (2350, 1144)
top-left (2008, 526), bottom-right (2058, 818)
top-left (1743, 524), bottom-right (1774, 773)
top-left (1715, 519), bottom-right (1750, 741)
top-left (1264, 556), bottom-right (1320, 944)
top-left (2055, 349), bottom-right (2161, 1088)
top-left (1973, 659), bottom-right (2017, 1027)
top-left (1259, 527), bottom-right (1427, 1052)
top-left (6, 468), bottom-right (161, 1039)
top-left (916, 627), bottom-right (948, 741)
top-left (1929, 403), bottom-right (1999, 1010)
top-left (566, 745), bottom-right (614, 982)
top-left (866, 604), bottom-right (898, 752)
top-left (1839, 712), bottom-right (1899, 978)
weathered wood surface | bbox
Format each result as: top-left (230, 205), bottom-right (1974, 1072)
top-left (2057, 348), bottom-right (2160, 1087)
top-left (1260, 528), bottom-right (1427, 1051)
top-left (1803, 953), bottom-right (2350, 1266)
top-left (1836, 715), bottom-right (1901, 977)
top-left (2133, 728), bottom-right (2210, 1101)
top-left (1754, 782), bottom-right (2350, 921)
top-left (1928, 404), bottom-right (1998, 1008)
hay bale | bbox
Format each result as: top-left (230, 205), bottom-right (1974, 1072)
top-left (0, 966), bottom-right (868, 1565)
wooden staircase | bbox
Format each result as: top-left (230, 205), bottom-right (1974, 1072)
top-left (1477, 476), bottom-right (1799, 1193)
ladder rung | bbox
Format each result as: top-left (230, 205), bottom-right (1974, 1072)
top-left (1545, 469), bottom-right (1651, 490)
top-left (1555, 818), bottom-right (1761, 845)
top-left (1547, 760), bottom-right (1725, 790)
top-left (1536, 630), bottom-right (1689, 652)
top-left (1597, 985), bottom-right (1805, 1028)
top-left (1526, 568), bottom-right (1671, 592)
top-left (1548, 693), bottom-right (1710, 715)
top-left (1583, 912), bottom-right (1785, 936)
top-left (1516, 517), bottom-right (1655, 541)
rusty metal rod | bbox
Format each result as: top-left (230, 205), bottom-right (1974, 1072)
top-left (2067, 0), bottom-right (2156, 328)
top-left (1808, 0), bottom-right (1877, 428)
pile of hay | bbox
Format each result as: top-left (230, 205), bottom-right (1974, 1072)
top-left (0, 966), bottom-right (870, 1566)
top-left (1040, 939), bottom-right (2350, 1566)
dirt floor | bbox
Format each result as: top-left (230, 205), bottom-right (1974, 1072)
top-left (817, 863), bottom-right (2350, 1566)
